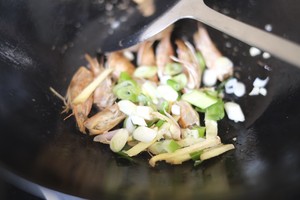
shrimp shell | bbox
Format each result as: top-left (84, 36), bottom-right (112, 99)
top-left (85, 54), bottom-right (116, 110)
top-left (174, 39), bottom-right (202, 89)
top-left (193, 24), bottom-right (233, 81)
top-left (66, 67), bottom-right (94, 133)
top-left (176, 100), bottom-right (200, 128)
top-left (106, 52), bottom-right (135, 80)
top-left (137, 41), bottom-right (156, 66)
top-left (84, 104), bottom-right (126, 135)
top-left (155, 26), bottom-right (174, 79)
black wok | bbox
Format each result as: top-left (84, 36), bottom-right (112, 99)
top-left (1, 0), bottom-right (300, 199)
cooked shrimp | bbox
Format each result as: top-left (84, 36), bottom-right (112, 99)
top-left (84, 103), bottom-right (126, 135)
top-left (155, 27), bottom-right (174, 79)
top-left (193, 24), bottom-right (233, 81)
top-left (173, 39), bottom-right (202, 89)
top-left (85, 54), bottom-right (116, 110)
top-left (66, 67), bottom-right (93, 133)
top-left (136, 41), bottom-right (159, 82)
top-left (137, 41), bottom-right (156, 66)
top-left (106, 52), bottom-right (135, 80)
top-left (176, 100), bottom-right (200, 128)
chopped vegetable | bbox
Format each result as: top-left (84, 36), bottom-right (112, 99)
top-left (182, 90), bottom-right (218, 109)
top-left (55, 22), bottom-right (266, 167)
top-left (164, 63), bottom-right (183, 75)
top-left (205, 99), bottom-right (225, 121)
top-left (113, 79), bottom-right (141, 102)
top-left (110, 129), bottom-right (129, 152)
top-left (133, 66), bottom-right (157, 78)
top-left (133, 126), bottom-right (158, 142)
top-left (224, 102), bottom-right (245, 122)
top-left (200, 144), bottom-right (235, 161)
top-left (157, 85), bottom-right (179, 102)
top-left (73, 68), bottom-right (113, 104)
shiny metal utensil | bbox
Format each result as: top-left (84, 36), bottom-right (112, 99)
top-left (113, 0), bottom-right (300, 68)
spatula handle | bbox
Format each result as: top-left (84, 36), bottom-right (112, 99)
top-left (182, 0), bottom-right (300, 67)
top-left (140, 0), bottom-right (300, 67)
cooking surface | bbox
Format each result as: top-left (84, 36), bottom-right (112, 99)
top-left (0, 0), bottom-right (300, 199)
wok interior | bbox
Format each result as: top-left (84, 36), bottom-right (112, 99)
top-left (1, 0), bottom-right (300, 199)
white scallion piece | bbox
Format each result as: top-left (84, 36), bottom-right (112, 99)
top-left (123, 50), bottom-right (135, 61)
top-left (117, 100), bottom-right (137, 116)
top-left (224, 102), bottom-right (245, 122)
top-left (249, 86), bottom-right (260, 96)
top-left (135, 106), bottom-right (154, 120)
top-left (205, 119), bottom-right (218, 139)
top-left (110, 129), bottom-right (129, 152)
top-left (259, 87), bottom-right (267, 96)
top-left (133, 66), bottom-right (157, 78)
top-left (124, 117), bottom-right (136, 133)
top-left (159, 75), bottom-right (172, 85)
top-left (213, 56), bottom-right (234, 81)
top-left (157, 85), bottom-right (178, 102)
top-left (264, 24), bottom-right (273, 32)
top-left (262, 52), bottom-right (271, 59)
top-left (133, 126), bottom-right (158, 143)
top-left (182, 129), bottom-right (200, 139)
top-left (249, 47), bottom-right (261, 57)
top-left (130, 115), bottom-right (147, 126)
top-left (171, 104), bottom-right (181, 116)
top-left (253, 77), bottom-right (269, 88)
top-left (203, 69), bottom-right (217, 86)
top-left (141, 81), bottom-right (158, 104)
top-left (233, 82), bottom-right (246, 97)
top-left (225, 78), bottom-right (237, 94)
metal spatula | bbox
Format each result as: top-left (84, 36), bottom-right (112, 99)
top-left (103, 0), bottom-right (300, 68)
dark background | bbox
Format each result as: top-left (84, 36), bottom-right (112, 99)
top-left (0, 0), bottom-right (300, 199)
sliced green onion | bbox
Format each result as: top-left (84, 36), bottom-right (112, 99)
top-left (116, 151), bottom-right (135, 162)
top-left (196, 51), bottom-right (206, 71)
top-left (149, 139), bottom-right (180, 154)
top-left (113, 80), bottom-right (140, 102)
top-left (192, 126), bottom-right (206, 138)
top-left (110, 129), bottom-right (129, 152)
top-left (159, 101), bottom-right (169, 114)
top-left (141, 81), bottom-right (158, 104)
top-left (164, 140), bottom-right (180, 153)
top-left (205, 119), bottom-right (218, 139)
top-left (155, 119), bottom-right (165, 128)
top-left (157, 85), bottom-right (179, 102)
top-left (133, 66), bottom-right (157, 78)
top-left (181, 90), bottom-right (218, 109)
top-left (172, 73), bottom-right (187, 90)
top-left (205, 99), bottom-right (225, 121)
top-left (148, 141), bottom-right (164, 154)
top-left (167, 79), bottom-right (181, 91)
top-left (119, 71), bottom-right (132, 83)
top-left (204, 89), bottom-right (219, 98)
top-left (190, 150), bottom-right (203, 161)
top-left (164, 63), bottom-right (183, 76)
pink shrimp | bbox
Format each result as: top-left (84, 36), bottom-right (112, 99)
top-left (106, 52), bottom-right (135, 80)
top-left (85, 54), bottom-right (116, 111)
top-left (84, 103), bottom-right (126, 135)
top-left (137, 41), bottom-right (156, 67)
top-left (193, 24), bottom-right (233, 81)
top-left (173, 39), bottom-right (202, 89)
top-left (155, 26), bottom-right (174, 79)
top-left (66, 67), bottom-right (93, 133)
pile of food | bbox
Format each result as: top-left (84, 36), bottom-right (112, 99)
top-left (53, 23), bottom-right (249, 167)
